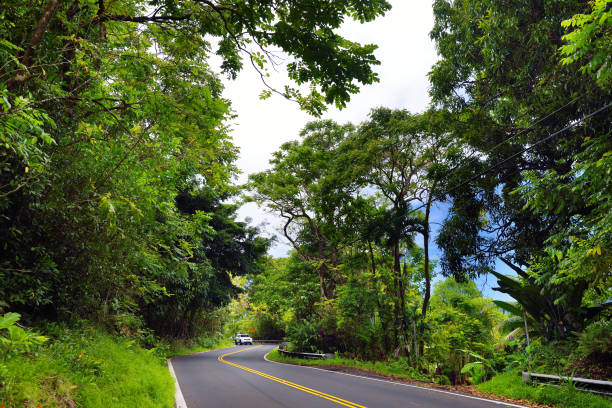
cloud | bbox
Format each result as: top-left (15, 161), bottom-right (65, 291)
top-left (211, 1), bottom-right (512, 299)
top-left (213, 1), bottom-right (438, 257)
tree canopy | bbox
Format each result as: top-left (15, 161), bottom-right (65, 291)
top-left (0, 0), bottom-right (392, 337)
top-left (429, 0), bottom-right (611, 284)
top-left (1, 1), bottom-right (610, 390)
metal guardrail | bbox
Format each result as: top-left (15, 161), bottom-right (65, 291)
top-left (278, 349), bottom-right (327, 359)
top-left (251, 340), bottom-right (330, 359)
top-left (522, 371), bottom-right (612, 396)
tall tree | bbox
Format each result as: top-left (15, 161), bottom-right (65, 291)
top-left (343, 108), bottom-right (448, 353)
top-left (0, 0), bottom-right (391, 330)
top-left (249, 121), bottom-right (358, 299)
top-left (143, 186), bottom-right (268, 338)
top-left (429, 0), bottom-right (612, 281)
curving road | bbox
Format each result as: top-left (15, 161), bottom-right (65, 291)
top-left (170, 345), bottom-right (524, 408)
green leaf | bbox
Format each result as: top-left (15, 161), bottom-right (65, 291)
top-left (0, 313), bottom-right (20, 330)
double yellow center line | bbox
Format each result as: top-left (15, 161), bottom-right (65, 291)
top-left (218, 345), bottom-right (367, 408)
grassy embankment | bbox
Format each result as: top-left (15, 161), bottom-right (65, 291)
top-left (0, 324), bottom-right (231, 408)
top-left (164, 336), bottom-right (233, 358)
top-left (266, 349), bottom-right (428, 380)
top-left (266, 349), bottom-right (611, 408)
top-left (477, 369), bottom-right (611, 408)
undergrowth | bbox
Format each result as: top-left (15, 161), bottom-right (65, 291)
top-left (478, 370), bottom-right (611, 408)
top-left (266, 349), bottom-right (429, 381)
top-left (268, 349), bottom-right (612, 408)
top-left (0, 323), bottom-right (175, 408)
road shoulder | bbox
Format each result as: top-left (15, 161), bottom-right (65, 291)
top-left (264, 349), bottom-right (539, 408)
top-left (168, 358), bottom-right (188, 408)
top-left (168, 344), bottom-right (236, 408)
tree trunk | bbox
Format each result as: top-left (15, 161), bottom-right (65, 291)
top-left (418, 195), bottom-right (433, 357)
top-left (523, 309), bottom-right (531, 347)
top-left (318, 272), bottom-right (326, 299)
top-left (392, 241), bottom-right (402, 349)
top-left (399, 259), bottom-right (410, 350)
top-left (7, 0), bottom-right (62, 89)
top-left (368, 240), bottom-right (377, 276)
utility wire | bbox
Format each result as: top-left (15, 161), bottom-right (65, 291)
top-left (440, 92), bottom-right (588, 184)
top-left (405, 100), bottom-right (612, 217)
top-left (442, 101), bottom-right (612, 197)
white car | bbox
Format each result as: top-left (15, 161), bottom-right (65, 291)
top-left (234, 333), bottom-right (253, 345)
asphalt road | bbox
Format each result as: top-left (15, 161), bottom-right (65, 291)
top-left (170, 345), bottom-right (524, 408)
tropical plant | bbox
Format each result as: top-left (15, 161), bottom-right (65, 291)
top-left (0, 313), bottom-right (47, 363)
top-left (577, 320), bottom-right (612, 356)
top-left (560, 0), bottom-right (612, 89)
top-left (460, 349), bottom-right (496, 384)
top-left (494, 301), bottom-right (535, 343)
top-left (0, 312), bottom-right (48, 387)
top-left (490, 266), bottom-right (608, 341)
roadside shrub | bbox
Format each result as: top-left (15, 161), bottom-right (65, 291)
top-left (114, 312), bottom-right (146, 338)
top-left (254, 313), bottom-right (285, 340)
top-left (461, 361), bottom-right (486, 384)
top-left (578, 320), bottom-right (612, 356)
top-left (387, 358), bottom-right (425, 379)
top-left (434, 374), bottom-right (451, 385)
top-left (286, 319), bottom-right (320, 353)
top-left (388, 357), bottom-right (412, 372)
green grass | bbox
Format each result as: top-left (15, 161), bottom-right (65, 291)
top-left (478, 370), bottom-right (611, 408)
top-left (268, 350), bottom-right (612, 408)
top-left (163, 336), bottom-right (233, 358)
top-left (266, 349), bottom-right (428, 381)
top-left (0, 328), bottom-right (175, 408)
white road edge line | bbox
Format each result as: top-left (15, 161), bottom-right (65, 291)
top-left (168, 359), bottom-right (188, 408)
top-left (167, 345), bottom-right (242, 408)
top-left (263, 348), bottom-right (528, 408)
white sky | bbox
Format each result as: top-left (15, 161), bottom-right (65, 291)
top-left (217, 1), bottom-right (438, 253)
top-left (211, 1), bottom-right (512, 299)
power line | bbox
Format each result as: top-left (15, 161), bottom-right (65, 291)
top-left (444, 101), bottom-right (612, 196)
top-left (405, 100), bottom-right (612, 217)
top-left (440, 92), bottom-right (588, 185)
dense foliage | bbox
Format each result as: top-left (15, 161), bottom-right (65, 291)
top-left (0, 0), bottom-right (391, 339)
top-left (1, 0), bottom-right (610, 404)
top-left (428, 0), bottom-right (611, 305)
top-left (246, 0), bottom-right (611, 387)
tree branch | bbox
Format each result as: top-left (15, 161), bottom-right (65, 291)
top-left (7, 0), bottom-right (62, 89)
top-left (280, 211), bottom-right (309, 261)
top-left (102, 14), bottom-right (192, 23)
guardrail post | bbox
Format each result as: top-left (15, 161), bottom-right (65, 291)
top-left (521, 371), bottom-right (531, 384)
top-left (521, 371), bottom-right (612, 396)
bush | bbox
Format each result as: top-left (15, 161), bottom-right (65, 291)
top-left (434, 374), bottom-right (451, 385)
top-left (461, 361), bottom-right (487, 384)
top-left (0, 323), bottom-right (175, 407)
top-left (578, 320), bottom-right (612, 356)
top-left (286, 319), bottom-right (320, 353)
top-left (0, 313), bottom-right (47, 363)
top-left (161, 332), bottom-right (232, 358)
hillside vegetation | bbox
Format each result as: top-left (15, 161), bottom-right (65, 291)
top-left (1, 0), bottom-right (611, 406)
